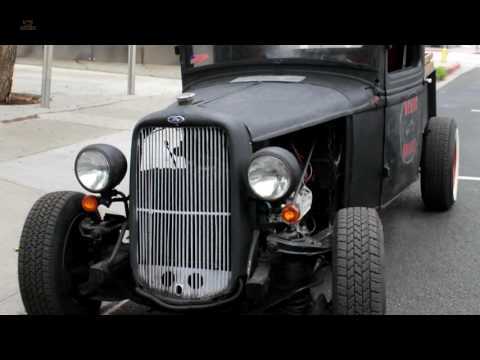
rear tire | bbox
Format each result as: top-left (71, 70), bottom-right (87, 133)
top-left (421, 117), bottom-right (459, 211)
top-left (18, 191), bottom-right (101, 315)
top-left (332, 208), bottom-right (386, 315)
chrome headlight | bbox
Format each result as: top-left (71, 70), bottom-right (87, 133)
top-left (75, 144), bottom-right (127, 193)
top-left (247, 147), bottom-right (302, 201)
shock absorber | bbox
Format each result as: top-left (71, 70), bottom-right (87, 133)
top-left (268, 254), bottom-right (317, 315)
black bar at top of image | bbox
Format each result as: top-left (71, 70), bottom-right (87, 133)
top-left (2, 10), bottom-right (480, 44)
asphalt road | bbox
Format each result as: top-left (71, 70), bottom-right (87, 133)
top-left (107, 68), bottom-right (480, 315)
top-left (383, 68), bottom-right (480, 314)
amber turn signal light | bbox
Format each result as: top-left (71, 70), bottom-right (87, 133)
top-left (281, 203), bottom-right (301, 224)
top-left (81, 195), bottom-right (99, 213)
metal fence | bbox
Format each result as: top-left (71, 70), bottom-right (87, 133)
top-left (39, 45), bottom-right (147, 108)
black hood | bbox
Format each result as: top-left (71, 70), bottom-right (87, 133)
top-left (147, 73), bottom-right (378, 142)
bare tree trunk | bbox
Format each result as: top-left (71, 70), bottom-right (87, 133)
top-left (0, 45), bottom-right (17, 103)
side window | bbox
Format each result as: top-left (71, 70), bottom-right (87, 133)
top-left (388, 45), bottom-right (421, 73)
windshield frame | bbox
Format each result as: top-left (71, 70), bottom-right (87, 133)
top-left (177, 45), bottom-right (386, 92)
top-left (181, 45), bottom-right (382, 73)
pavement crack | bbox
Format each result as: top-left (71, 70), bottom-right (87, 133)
top-left (0, 176), bottom-right (45, 194)
top-left (0, 291), bottom-right (19, 304)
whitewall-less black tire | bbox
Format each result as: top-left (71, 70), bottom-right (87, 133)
top-left (18, 191), bottom-right (101, 315)
top-left (332, 208), bottom-right (386, 315)
top-left (421, 117), bottom-right (459, 211)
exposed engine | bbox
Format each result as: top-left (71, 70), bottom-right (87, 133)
top-left (254, 120), bottom-right (345, 238)
top-left (247, 121), bottom-right (345, 314)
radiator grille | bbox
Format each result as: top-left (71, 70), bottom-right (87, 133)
top-left (135, 126), bottom-right (231, 300)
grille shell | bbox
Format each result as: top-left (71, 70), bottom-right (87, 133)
top-left (134, 126), bottom-right (232, 300)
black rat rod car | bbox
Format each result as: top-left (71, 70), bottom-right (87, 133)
top-left (18, 45), bottom-right (460, 315)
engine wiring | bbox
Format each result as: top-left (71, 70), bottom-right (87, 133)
top-left (291, 144), bottom-right (315, 183)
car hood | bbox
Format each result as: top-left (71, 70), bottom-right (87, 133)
top-left (152, 75), bottom-right (377, 142)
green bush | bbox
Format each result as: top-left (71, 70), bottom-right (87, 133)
top-left (436, 66), bottom-right (448, 81)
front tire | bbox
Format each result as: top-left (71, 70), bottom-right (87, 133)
top-left (421, 117), bottom-right (459, 211)
top-left (332, 208), bottom-right (386, 315)
top-left (18, 191), bottom-right (101, 315)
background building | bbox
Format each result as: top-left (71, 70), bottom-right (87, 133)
top-left (17, 45), bottom-right (179, 65)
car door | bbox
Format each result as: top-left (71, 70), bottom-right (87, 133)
top-left (382, 45), bottom-right (429, 205)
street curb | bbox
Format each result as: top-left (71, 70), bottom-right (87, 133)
top-left (0, 96), bottom-right (160, 124)
top-left (0, 114), bottom-right (39, 124)
top-left (446, 63), bottom-right (461, 75)
top-left (436, 63), bottom-right (462, 85)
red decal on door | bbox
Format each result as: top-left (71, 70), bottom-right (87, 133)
top-left (403, 96), bottom-right (418, 116)
top-left (401, 97), bottom-right (419, 164)
top-left (402, 139), bottom-right (418, 162)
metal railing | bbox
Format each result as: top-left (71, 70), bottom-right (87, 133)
top-left (128, 45), bottom-right (136, 95)
top-left (40, 45), bottom-right (53, 107)
top-left (40, 45), bottom-right (138, 108)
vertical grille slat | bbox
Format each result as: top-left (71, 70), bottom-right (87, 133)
top-left (135, 126), bottom-right (231, 300)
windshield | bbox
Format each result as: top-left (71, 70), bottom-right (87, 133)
top-left (185, 45), bottom-right (378, 71)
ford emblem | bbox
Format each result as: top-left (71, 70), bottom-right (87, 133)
top-left (167, 115), bottom-right (186, 126)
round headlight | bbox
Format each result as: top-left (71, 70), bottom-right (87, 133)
top-left (248, 147), bottom-right (302, 201)
top-left (75, 144), bottom-right (127, 193)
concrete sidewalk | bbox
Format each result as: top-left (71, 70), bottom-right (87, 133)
top-left (1, 64), bottom-right (181, 123)
top-left (0, 64), bottom-right (181, 314)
